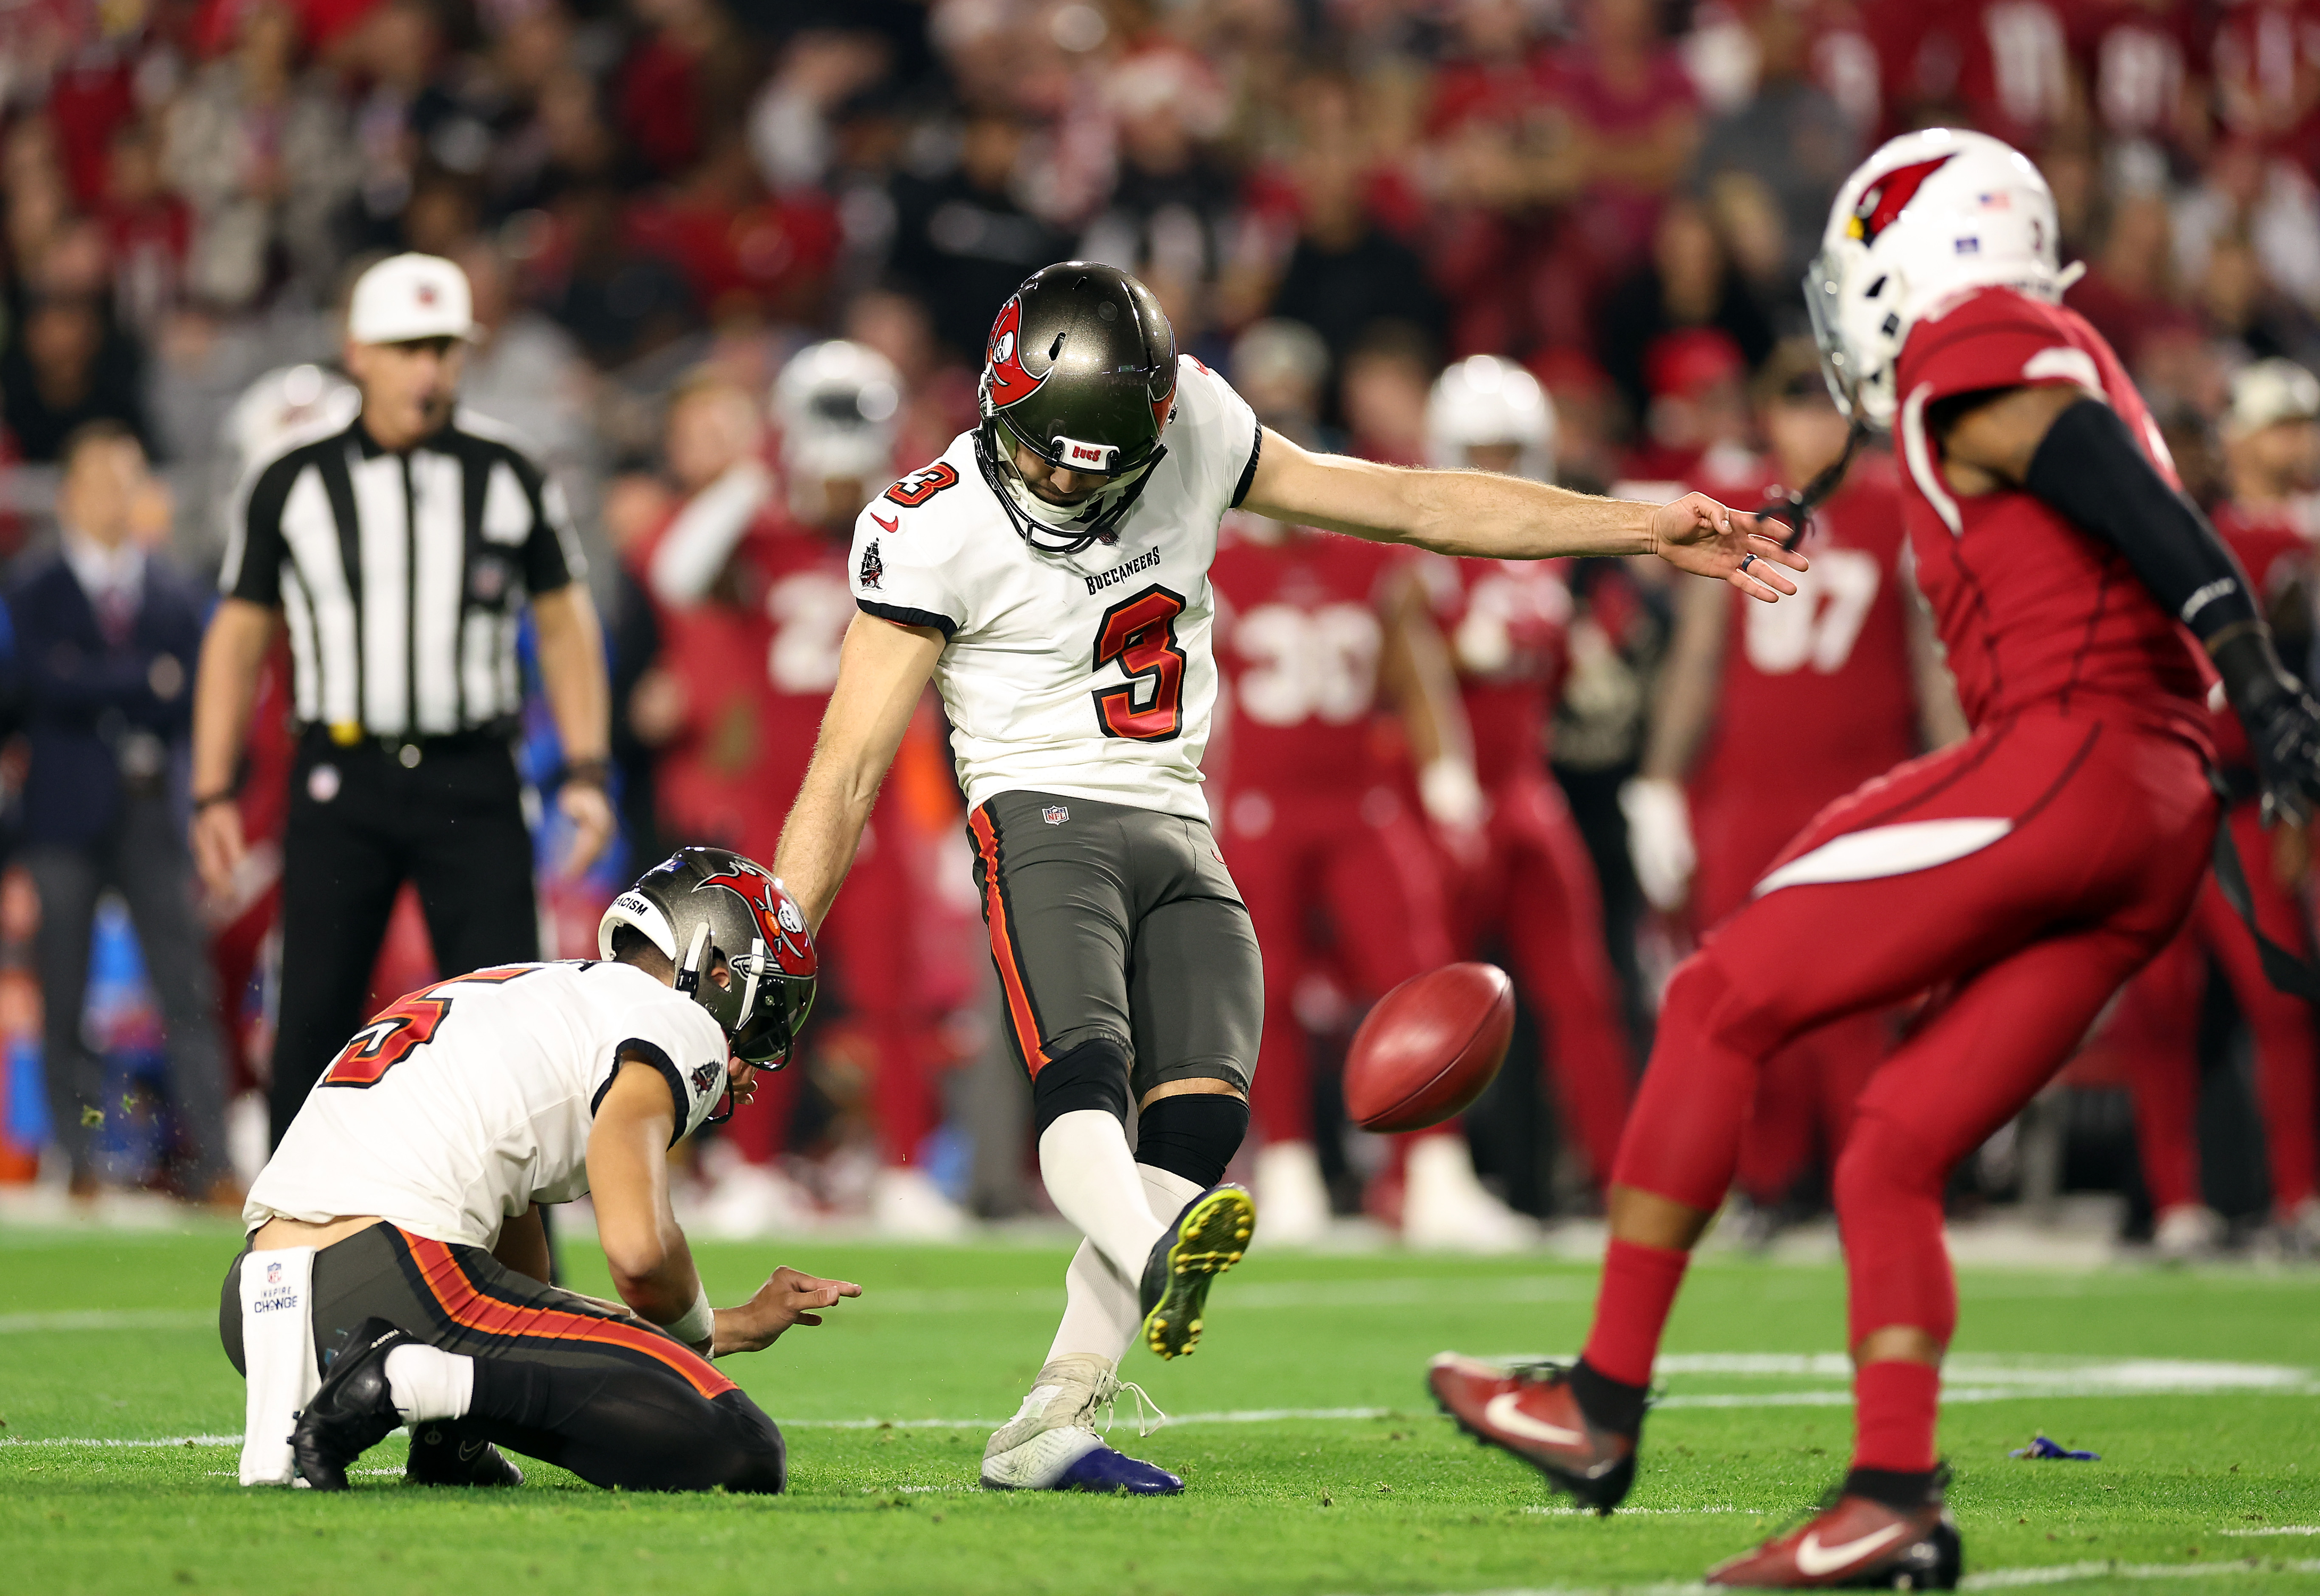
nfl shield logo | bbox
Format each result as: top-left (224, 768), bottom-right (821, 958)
top-left (266, 1262), bottom-right (282, 1285)
top-left (1042, 805), bottom-right (1069, 826)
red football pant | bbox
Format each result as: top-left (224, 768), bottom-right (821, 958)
top-left (2118, 800), bottom-right (2318, 1217)
top-left (1730, 1013), bottom-right (1888, 1206)
top-left (1695, 794), bottom-right (1895, 1208)
top-left (1227, 785), bottom-right (1455, 1146)
top-left (1456, 770), bottom-right (1631, 1185)
top-left (1597, 711), bottom-right (2213, 1407)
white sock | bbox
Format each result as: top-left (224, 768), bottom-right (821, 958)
top-left (1042, 1239), bottom-right (1142, 1364)
top-left (1139, 1162), bottom-right (1202, 1224)
top-left (383, 1343), bottom-right (474, 1424)
top-left (1039, 1110), bottom-right (1166, 1281)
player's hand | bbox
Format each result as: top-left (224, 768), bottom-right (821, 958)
top-left (191, 801), bottom-right (248, 900)
top-left (558, 781), bottom-right (616, 879)
top-left (1648, 493), bottom-right (1807, 603)
top-left (2243, 672), bottom-right (2320, 829)
top-left (711, 1267), bottom-right (863, 1357)
top-left (1619, 776), bottom-right (1695, 912)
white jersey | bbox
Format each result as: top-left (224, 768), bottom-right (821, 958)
top-left (245, 961), bottom-right (728, 1248)
top-left (849, 356), bottom-right (1262, 820)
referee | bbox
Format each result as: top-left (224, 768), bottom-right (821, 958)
top-left (190, 253), bottom-right (615, 1144)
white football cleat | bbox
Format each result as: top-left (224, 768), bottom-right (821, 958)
top-left (869, 1165), bottom-right (971, 1239)
top-left (1401, 1133), bottom-right (1534, 1253)
top-left (2152, 1202), bottom-right (2225, 1263)
top-left (1253, 1140), bottom-right (1332, 1246)
top-left (980, 1353), bottom-right (1181, 1494)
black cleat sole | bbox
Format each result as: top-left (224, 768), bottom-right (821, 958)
top-left (1139, 1186), bottom-right (1255, 1360)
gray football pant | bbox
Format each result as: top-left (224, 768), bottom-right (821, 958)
top-left (965, 788), bottom-right (1262, 1103)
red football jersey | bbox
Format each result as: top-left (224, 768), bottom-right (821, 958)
top-left (2207, 500), bottom-right (2316, 770)
top-left (1211, 520), bottom-right (1407, 794)
top-left (1419, 554), bottom-right (1574, 788)
top-left (1892, 286), bottom-right (2211, 746)
top-left (626, 502), bottom-right (785, 858)
top-left (750, 525), bottom-right (858, 831)
top-left (1691, 459), bottom-right (1921, 835)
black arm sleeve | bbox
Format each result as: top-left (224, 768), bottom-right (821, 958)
top-left (2023, 397), bottom-right (2284, 710)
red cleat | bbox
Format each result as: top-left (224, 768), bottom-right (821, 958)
top-left (1706, 1486), bottom-right (1961, 1588)
top-left (1426, 1354), bottom-right (1635, 1513)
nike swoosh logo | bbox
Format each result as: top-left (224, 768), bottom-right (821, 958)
top-left (457, 1439), bottom-right (488, 1462)
top-left (1794, 1524), bottom-right (1907, 1576)
top-left (871, 512), bottom-right (899, 533)
top-left (1483, 1391), bottom-right (1585, 1447)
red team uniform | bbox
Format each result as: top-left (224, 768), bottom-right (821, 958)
top-left (1209, 520), bottom-right (1456, 1153)
top-left (2116, 504), bottom-right (2318, 1225)
top-left (1420, 554), bottom-right (1631, 1186)
top-left (1686, 460), bottom-right (1922, 1207)
top-left (1580, 283), bottom-right (2219, 1510)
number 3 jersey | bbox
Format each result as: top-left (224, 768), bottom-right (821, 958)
top-left (850, 356), bottom-right (1263, 820)
top-left (245, 961), bottom-right (730, 1247)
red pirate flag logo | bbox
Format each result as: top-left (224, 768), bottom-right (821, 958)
top-left (695, 859), bottom-right (815, 976)
top-left (982, 295), bottom-right (1046, 410)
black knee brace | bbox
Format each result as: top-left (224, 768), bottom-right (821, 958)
top-left (1031, 1035), bottom-right (1132, 1137)
top-left (1134, 1092), bottom-right (1249, 1190)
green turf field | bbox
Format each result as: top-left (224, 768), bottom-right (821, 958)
top-left (3, 1220), bottom-right (2316, 1595)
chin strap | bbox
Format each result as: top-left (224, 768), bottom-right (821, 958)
top-left (974, 422), bottom-right (1165, 556)
top-left (1755, 419), bottom-right (1871, 551)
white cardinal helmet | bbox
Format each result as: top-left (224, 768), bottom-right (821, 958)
top-left (1426, 355), bottom-right (1557, 481)
top-left (1807, 128), bottom-right (2066, 430)
top-left (772, 339), bottom-right (903, 494)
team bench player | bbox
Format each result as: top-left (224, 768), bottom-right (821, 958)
top-left (220, 846), bottom-right (853, 1492)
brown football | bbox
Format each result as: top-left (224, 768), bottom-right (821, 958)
top-left (1343, 962), bottom-right (1515, 1133)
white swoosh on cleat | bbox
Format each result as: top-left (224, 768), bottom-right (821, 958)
top-left (1482, 1392), bottom-right (1585, 1447)
top-left (1793, 1524), bottom-right (1907, 1576)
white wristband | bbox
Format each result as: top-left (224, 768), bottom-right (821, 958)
top-left (666, 1284), bottom-right (714, 1348)
top-left (1419, 758), bottom-right (1487, 830)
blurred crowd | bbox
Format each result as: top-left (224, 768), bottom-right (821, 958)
top-left (0, 0), bottom-right (2316, 1252)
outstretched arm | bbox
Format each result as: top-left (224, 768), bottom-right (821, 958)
top-left (1240, 427), bottom-right (1807, 602)
top-left (773, 612), bottom-right (945, 928)
top-left (587, 1059), bottom-right (860, 1356)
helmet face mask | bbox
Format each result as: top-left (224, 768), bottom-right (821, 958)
top-left (975, 262), bottom-right (1178, 556)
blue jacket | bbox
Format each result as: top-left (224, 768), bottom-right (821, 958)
top-left (5, 550), bottom-right (206, 847)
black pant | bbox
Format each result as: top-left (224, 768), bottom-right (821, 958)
top-left (27, 793), bottom-right (229, 1185)
top-left (220, 1224), bottom-right (785, 1493)
top-left (270, 731), bottom-right (539, 1143)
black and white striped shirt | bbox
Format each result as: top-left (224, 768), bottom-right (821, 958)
top-left (222, 408), bottom-right (586, 737)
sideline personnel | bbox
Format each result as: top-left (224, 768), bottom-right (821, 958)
top-left (188, 253), bottom-right (615, 1144)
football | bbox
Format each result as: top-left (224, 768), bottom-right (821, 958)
top-left (1342, 962), bottom-right (1516, 1133)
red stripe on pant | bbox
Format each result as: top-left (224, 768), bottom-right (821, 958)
top-left (968, 805), bottom-right (1049, 1072)
top-left (402, 1233), bottom-right (735, 1400)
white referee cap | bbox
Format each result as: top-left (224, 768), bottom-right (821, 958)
top-left (347, 253), bottom-right (480, 346)
top-left (2226, 358), bottom-right (2320, 439)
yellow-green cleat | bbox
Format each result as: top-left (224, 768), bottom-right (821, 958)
top-left (1138, 1184), bottom-right (1256, 1359)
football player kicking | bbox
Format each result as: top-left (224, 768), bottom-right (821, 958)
top-left (773, 260), bottom-right (1801, 1495)
top-left (1430, 129), bottom-right (2320, 1587)
top-left (222, 847), bottom-right (848, 1492)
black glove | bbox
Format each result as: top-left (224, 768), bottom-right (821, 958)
top-left (2227, 649), bottom-right (2320, 827)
